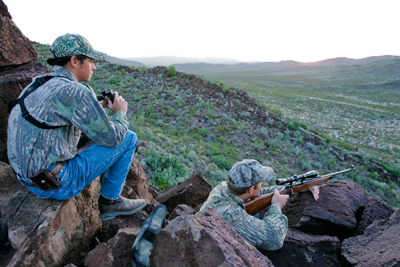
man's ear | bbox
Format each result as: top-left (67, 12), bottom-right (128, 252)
top-left (69, 56), bottom-right (79, 68)
top-left (248, 186), bottom-right (255, 195)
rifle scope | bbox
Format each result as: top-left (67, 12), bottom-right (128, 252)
top-left (276, 170), bottom-right (318, 185)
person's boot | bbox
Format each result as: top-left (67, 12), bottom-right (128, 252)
top-left (99, 196), bottom-right (147, 220)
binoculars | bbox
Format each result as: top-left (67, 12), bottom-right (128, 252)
top-left (97, 89), bottom-right (115, 103)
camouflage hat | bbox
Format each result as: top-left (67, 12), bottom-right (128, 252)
top-left (229, 159), bottom-right (274, 188)
top-left (50, 33), bottom-right (106, 60)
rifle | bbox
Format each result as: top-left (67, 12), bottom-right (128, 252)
top-left (243, 166), bottom-right (356, 215)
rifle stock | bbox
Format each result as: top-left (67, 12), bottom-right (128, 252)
top-left (244, 166), bottom-right (355, 215)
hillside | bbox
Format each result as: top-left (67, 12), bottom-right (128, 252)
top-left (199, 58), bottom-right (400, 170)
top-left (32, 41), bottom-right (400, 207)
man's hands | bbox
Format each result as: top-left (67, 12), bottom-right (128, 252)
top-left (107, 91), bottom-right (128, 114)
top-left (271, 189), bottom-right (289, 209)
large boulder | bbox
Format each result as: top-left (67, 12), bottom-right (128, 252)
top-left (0, 61), bottom-right (48, 163)
top-left (156, 173), bottom-right (212, 212)
top-left (353, 196), bottom-right (395, 236)
top-left (150, 206), bottom-right (274, 267)
top-left (0, 1), bottom-right (38, 69)
top-left (0, 178), bottom-right (101, 267)
top-left (282, 180), bottom-right (367, 239)
top-left (261, 228), bottom-right (341, 267)
top-left (83, 228), bottom-right (139, 267)
top-left (341, 209), bottom-right (400, 266)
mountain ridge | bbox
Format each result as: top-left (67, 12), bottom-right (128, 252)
top-left (173, 55), bottom-right (400, 74)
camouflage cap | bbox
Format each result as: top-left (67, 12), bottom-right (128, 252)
top-left (50, 33), bottom-right (106, 60)
top-left (229, 159), bottom-right (274, 188)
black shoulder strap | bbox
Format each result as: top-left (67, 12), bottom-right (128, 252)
top-left (8, 76), bottom-right (62, 129)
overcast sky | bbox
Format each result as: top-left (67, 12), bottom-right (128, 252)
top-left (5, 0), bottom-right (400, 63)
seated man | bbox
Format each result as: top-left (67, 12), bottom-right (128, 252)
top-left (199, 159), bottom-right (319, 251)
top-left (7, 33), bottom-right (146, 220)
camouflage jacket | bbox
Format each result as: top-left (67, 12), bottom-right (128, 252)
top-left (7, 66), bottom-right (128, 178)
top-left (199, 181), bottom-right (288, 251)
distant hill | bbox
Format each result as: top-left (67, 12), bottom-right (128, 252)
top-left (105, 55), bottom-right (144, 67)
top-left (124, 56), bottom-right (240, 67)
top-left (173, 55), bottom-right (400, 74)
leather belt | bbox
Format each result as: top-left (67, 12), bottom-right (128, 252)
top-left (20, 161), bottom-right (64, 188)
top-left (50, 161), bottom-right (65, 177)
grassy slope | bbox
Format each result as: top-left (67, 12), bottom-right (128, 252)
top-left (201, 59), bottom-right (400, 170)
top-left (32, 42), bottom-right (400, 207)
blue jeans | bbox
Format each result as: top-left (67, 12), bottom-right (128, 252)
top-left (18, 130), bottom-right (138, 201)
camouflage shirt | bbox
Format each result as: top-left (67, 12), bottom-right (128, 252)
top-left (199, 181), bottom-right (288, 251)
top-left (7, 66), bottom-right (128, 178)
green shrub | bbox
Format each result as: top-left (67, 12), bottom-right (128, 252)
top-left (167, 66), bottom-right (177, 77)
top-left (148, 113), bottom-right (160, 119)
top-left (211, 155), bottom-right (233, 170)
top-left (167, 107), bottom-right (175, 116)
top-left (108, 77), bottom-right (120, 85)
top-left (287, 120), bottom-right (307, 131)
top-left (155, 119), bottom-right (164, 127)
top-left (174, 96), bottom-right (185, 107)
top-left (198, 128), bottom-right (209, 137)
top-left (191, 133), bottom-right (203, 140)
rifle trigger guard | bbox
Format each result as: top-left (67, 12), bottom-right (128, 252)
top-left (289, 187), bottom-right (294, 197)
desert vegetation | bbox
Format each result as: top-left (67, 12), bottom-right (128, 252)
top-left (201, 60), bottom-right (400, 170)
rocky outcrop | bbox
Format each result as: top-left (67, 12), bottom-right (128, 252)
top-left (261, 228), bottom-right (341, 267)
top-left (283, 180), bottom-right (367, 239)
top-left (83, 228), bottom-right (140, 267)
top-left (150, 206), bottom-right (274, 267)
top-left (0, 62), bottom-right (48, 163)
top-left (0, 0), bottom-right (11, 19)
top-left (156, 173), bottom-right (212, 212)
top-left (1, 179), bottom-right (101, 266)
top-left (353, 196), bottom-right (395, 236)
top-left (0, 2), bottom-right (38, 69)
top-left (341, 208), bottom-right (400, 266)
top-left (168, 204), bottom-right (197, 221)
top-left (0, 154), bottom-right (156, 266)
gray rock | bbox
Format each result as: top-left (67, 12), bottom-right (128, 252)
top-left (1, 178), bottom-right (101, 266)
top-left (156, 173), bottom-right (212, 212)
top-left (353, 196), bottom-right (395, 236)
top-left (84, 228), bottom-right (139, 267)
top-left (341, 209), bottom-right (400, 266)
top-left (0, 3), bottom-right (38, 69)
top-left (168, 204), bottom-right (196, 221)
top-left (283, 180), bottom-right (367, 239)
top-left (261, 228), bottom-right (341, 267)
top-left (150, 206), bottom-right (274, 267)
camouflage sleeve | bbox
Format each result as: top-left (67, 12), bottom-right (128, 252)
top-left (54, 83), bottom-right (128, 147)
top-left (221, 202), bottom-right (288, 251)
top-left (258, 185), bottom-right (285, 195)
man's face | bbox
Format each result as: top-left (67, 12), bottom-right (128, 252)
top-left (75, 57), bottom-right (96, 82)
